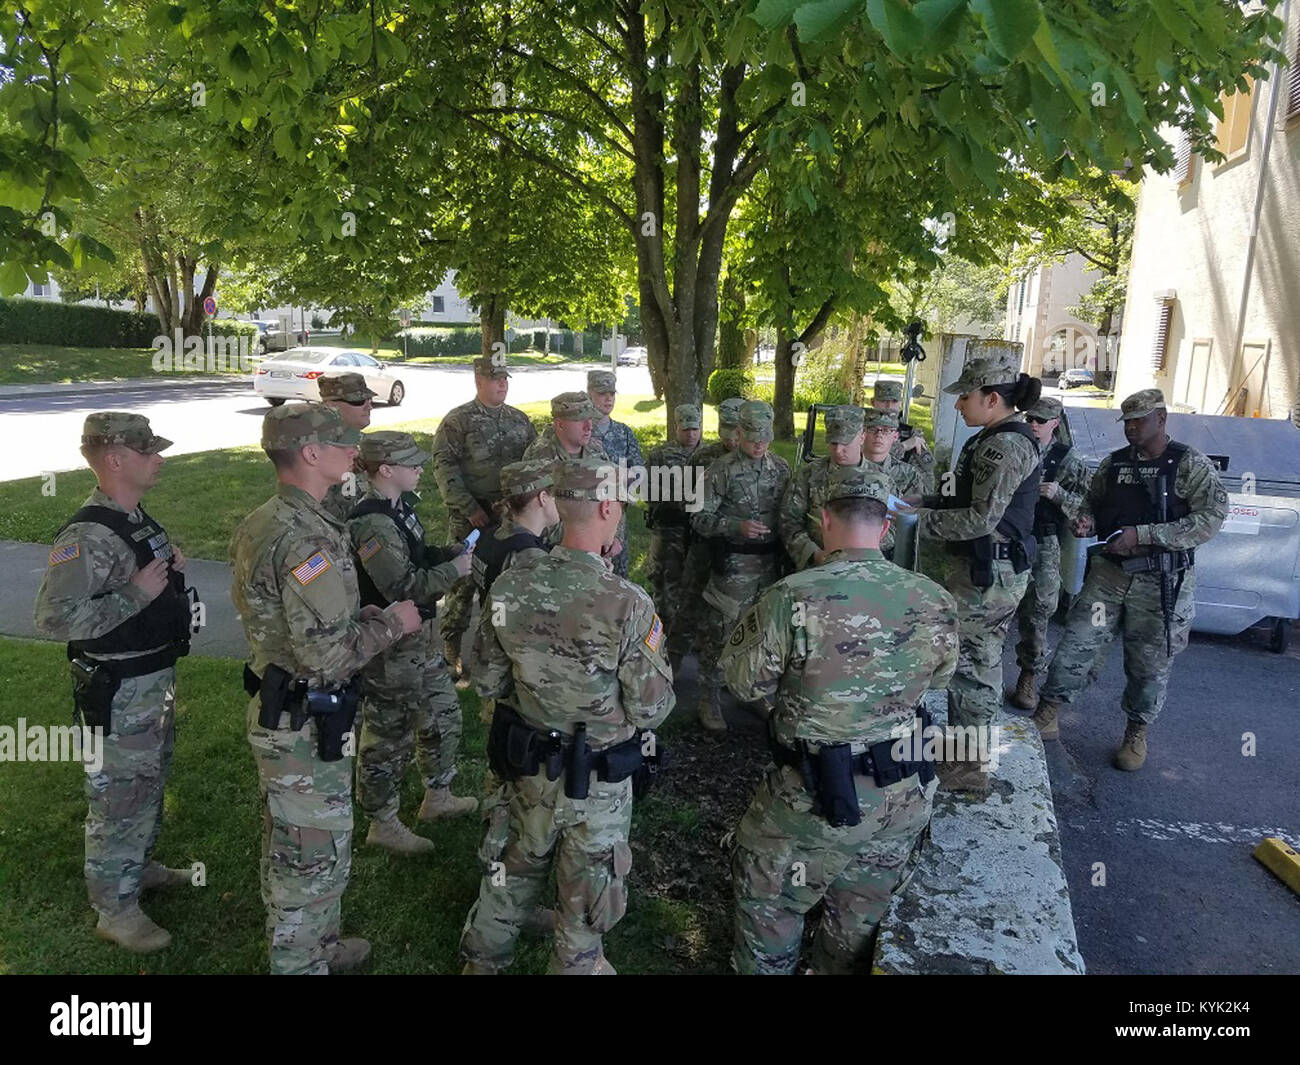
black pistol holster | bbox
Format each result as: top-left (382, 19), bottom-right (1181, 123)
top-left (70, 657), bottom-right (120, 734)
top-left (769, 708), bottom-right (936, 827)
top-left (247, 663), bottom-right (359, 760)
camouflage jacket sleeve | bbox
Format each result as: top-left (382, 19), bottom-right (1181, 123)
top-left (1079, 454), bottom-right (1112, 525)
top-left (691, 459), bottom-right (743, 540)
top-left (1051, 450), bottom-right (1090, 523)
top-left (474, 593), bottom-right (516, 702)
top-left (348, 512), bottom-right (461, 609)
top-left (33, 523), bottom-right (155, 641)
top-left (430, 409), bottom-right (479, 517)
top-left (928, 588), bottom-right (961, 691)
top-left (904, 441), bottom-right (936, 493)
top-left (624, 423), bottom-right (644, 468)
top-left (890, 459), bottom-right (923, 499)
top-left (617, 591), bottom-right (675, 730)
top-left (1138, 447), bottom-right (1228, 550)
top-left (277, 530), bottom-right (405, 684)
top-left (920, 432), bottom-right (1039, 541)
top-left (778, 463), bottom-right (819, 570)
top-left (720, 583), bottom-right (792, 705)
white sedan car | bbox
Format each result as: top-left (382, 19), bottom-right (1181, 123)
top-left (252, 347), bottom-right (406, 406)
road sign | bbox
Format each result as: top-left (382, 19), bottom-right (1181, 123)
top-left (202, 296), bottom-right (217, 317)
top-left (399, 307), bottom-right (411, 328)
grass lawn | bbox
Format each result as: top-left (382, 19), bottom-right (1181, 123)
top-left (0, 342), bottom-right (253, 386)
top-left (0, 636), bottom-right (719, 974)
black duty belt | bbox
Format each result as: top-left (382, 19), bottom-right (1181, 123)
top-left (720, 538), bottom-right (782, 555)
top-left (1102, 550), bottom-right (1193, 573)
top-left (70, 644), bottom-right (182, 679)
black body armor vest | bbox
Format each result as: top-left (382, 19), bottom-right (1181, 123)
top-left (62, 505), bottom-right (193, 658)
top-left (1032, 441), bottom-right (1071, 539)
top-left (1093, 441), bottom-right (1192, 547)
top-left (349, 497), bottom-right (439, 609)
top-left (944, 420), bottom-right (1042, 556)
top-left (473, 528), bottom-right (547, 601)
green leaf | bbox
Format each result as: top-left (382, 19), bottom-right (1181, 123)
top-left (1029, 20), bottom-right (1086, 113)
top-left (914, 0), bottom-right (969, 52)
top-left (229, 43), bottom-right (252, 73)
top-left (0, 257), bottom-right (30, 296)
top-left (1149, 0), bottom-right (1194, 50)
top-left (1003, 63), bottom-right (1030, 112)
top-left (865, 0), bottom-right (923, 56)
top-left (971, 0), bottom-right (1042, 59)
top-left (752, 0), bottom-right (803, 30)
top-left (794, 0), bottom-right (860, 42)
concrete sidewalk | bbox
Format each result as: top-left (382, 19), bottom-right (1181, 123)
top-left (0, 375), bottom-right (238, 398)
top-left (0, 539), bottom-right (247, 658)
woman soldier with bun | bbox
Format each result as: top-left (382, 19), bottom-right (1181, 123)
top-left (910, 354), bottom-right (1044, 796)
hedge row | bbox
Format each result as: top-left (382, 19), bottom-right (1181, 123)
top-left (0, 297), bottom-right (256, 348)
top-left (391, 325), bottom-right (605, 358)
top-left (706, 366), bottom-right (850, 412)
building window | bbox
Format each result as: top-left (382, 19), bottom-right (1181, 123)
top-left (30, 283), bottom-right (48, 298)
top-left (1214, 77), bottom-right (1255, 161)
top-left (431, 296), bottom-right (445, 313)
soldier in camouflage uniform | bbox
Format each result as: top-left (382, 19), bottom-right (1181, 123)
top-left (911, 355), bottom-right (1042, 796)
top-left (319, 373), bottom-right (378, 522)
top-left (691, 401), bottom-right (791, 732)
top-left (34, 413), bottom-right (195, 953)
top-left (1033, 390), bottom-right (1227, 771)
top-left (587, 370), bottom-right (643, 578)
top-left (645, 404), bottom-right (703, 633)
top-left (1010, 396), bottom-right (1090, 711)
top-left (722, 468), bottom-right (959, 974)
top-left (460, 457), bottom-right (674, 974)
top-left (861, 408), bottom-right (924, 560)
top-left (346, 432), bottom-right (478, 857)
top-left (668, 396), bottom-right (745, 666)
top-left (230, 404), bottom-right (421, 975)
top-left (872, 377), bottom-right (936, 493)
top-left (524, 392), bottom-right (614, 560)
top-left (430, 356), bottom-right (537, 682)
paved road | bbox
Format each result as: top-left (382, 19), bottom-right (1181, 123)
top-left (0, 362), bottom-right (652, 482)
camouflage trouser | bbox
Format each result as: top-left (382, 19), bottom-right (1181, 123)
top-left (1041, 556), bottom-right (1196, 725)
top-left (439, 515), bottom-right (477, 650)
top-left (84, 666), bottom-right (176, 918)
top-left (700, 563), bottom-right (780, 702)
top-left (666, 538), bottom-right (713, 659)
top-left (947, 557), bottom-right (1030, 730)
top-left (1015, 534), bottom-right (1063, 675)
top-left (732, 765), bottom-right (934, 975)
top-left (647, 525), bottom-right (688, 630)
top-left (248, 699), bottom-right (354, 976)
top-left (358, 651), bottom-right (461, 818)
top-left (460, 773), bottom-right (634, 974)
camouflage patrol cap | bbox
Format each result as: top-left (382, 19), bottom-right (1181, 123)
top-left (1026, 395), bottom-right (1064, 421)
top-left (318, 372), bottom-right (377, 402)
top-left (500, 457), bottom-right (556, 498)
top-left (943, 353), bottom-right (1021, 394)
top-left (824, 405), bottom-right (865, 444)
top-left (473, 354), bottom-right (510, 378)
top-left (739, 400), bottom-right (774, 443)
top-left (262, 402), bottom-right (361, 450)
top-left (359, 430), bottom-right (430, 467)
top-left (861, 408), bottom-right (900, 431)
top-left (552, 456), bottom-right (623, 501)
top-left (717, 396), bottom-right (747, 427)
top-left (872, 378), bottom-right (904, 402)
top-left (825, 465), bottom-right (891, 504)
top-left (552, 391), bottom-right (600, 421)
top-left (587, 369), bottom-right (617, 393)
top-left (675, 403), bottom-right (703, 430)
top-left (1118, 388), bottom-right (1167, 421)
top-left (81, 412), bottom-right (172, 454)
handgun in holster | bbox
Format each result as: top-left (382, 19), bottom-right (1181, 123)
top-left (70, 657), bottom-right (119, 735)
top-left (969, 538), bottom-right (994, 589)
top-left (253, 663), bottom-right (309, 732)
top-left (306, 679), bottom-right (361, 762)
top-left (565, 722), bottom-right (593, 800)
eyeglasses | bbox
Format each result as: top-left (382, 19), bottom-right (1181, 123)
top-left (863, 427), bottom-right (897, 435)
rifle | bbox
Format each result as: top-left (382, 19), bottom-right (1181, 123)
top-left (1157, 470), bottom-right (1174, 657)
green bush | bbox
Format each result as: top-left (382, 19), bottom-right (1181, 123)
top-left (708, 367), bottom-right (753, 405)
top-left (0, 296), bottom-right (158, 348)
top-left (207, 319), bottom-right (257, 339)
top-left (793, 343), bottom-right (851, 410)
top-left (393, 326), bottom-right (483, 357)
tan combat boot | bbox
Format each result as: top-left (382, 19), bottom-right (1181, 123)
top-left (936, 757), bottom-right (991, 798)
top-left (418, 786), bottom-right (479, 820)
top-left (697, 691), bottom-right (727, 733)
top-left (366, 815), bottom-right (435, 856)
top-left (1031, 699), bottom-right (1061, 740)
top-left (1010, 668), bottom-right (1039, 711)
top-left (141, 860), bottom-right (192, 891)
top-left (95, 904), bottom-right (172, 953)
top-left (1113, 721), bottom-right (1148, 771)
top-left (327, 937), bottom-right (371, 973)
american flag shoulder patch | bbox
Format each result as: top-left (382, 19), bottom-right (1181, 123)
top-left (358, 536), bottom-right (382, 562)
top-left (291, 551), bottom-right (331, 585)
top-left (49, 543), bottom-right (81, 567)
top-left (644, 614), bottom-right (664, 653)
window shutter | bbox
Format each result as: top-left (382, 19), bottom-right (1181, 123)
top-left (1151, 295), bottom-right (1176, 372)
top-left (1289, 36), bottom-right (1300, 119)
top-left (1173, 129), bottom-right (1193, 184)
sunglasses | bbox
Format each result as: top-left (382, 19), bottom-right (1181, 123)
top-left (344, 398), bottom-right (372, 407)
top-left (1025, 415), bottom-right (1050, 425)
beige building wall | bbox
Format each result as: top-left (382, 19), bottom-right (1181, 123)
top-left (1005, 255), bottom-right (1105, 379)
top-left (1116, 15), bottom-right (1300, 420)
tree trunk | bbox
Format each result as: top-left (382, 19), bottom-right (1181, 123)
top-left (716, 273), bottom-right (749, 369)
top-left (773, 327), bottom-right (797, 441)
top-left (479, 293), bottom-right (507, 357)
